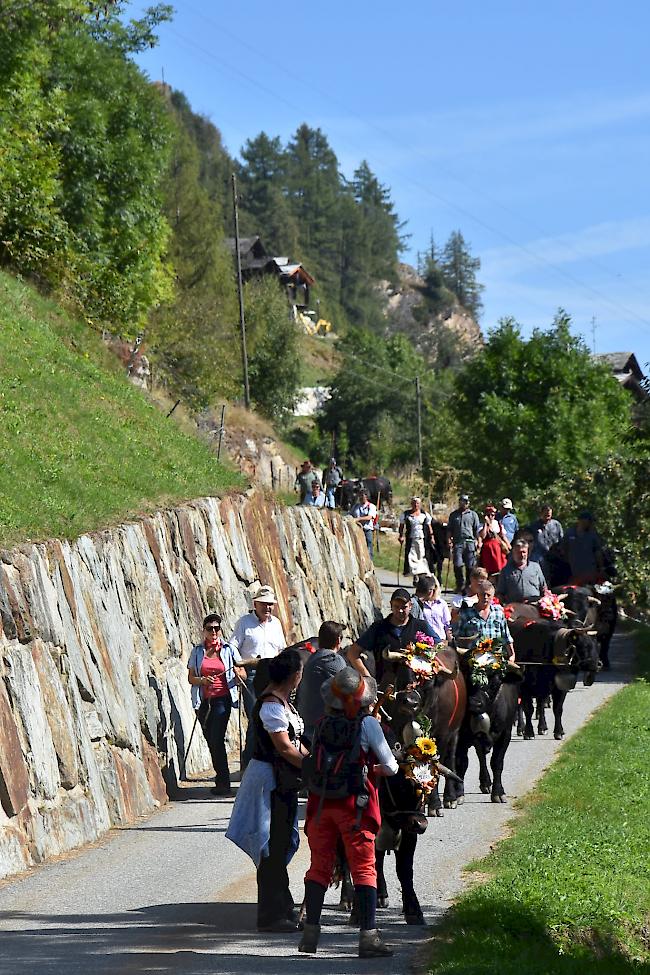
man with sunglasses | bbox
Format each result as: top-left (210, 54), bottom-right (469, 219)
top-left (187, 614), bottom-right (246, 796)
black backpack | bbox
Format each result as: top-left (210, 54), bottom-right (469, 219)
top-left (302, 714), bottom-right (365, 799)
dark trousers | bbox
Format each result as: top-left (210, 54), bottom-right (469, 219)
top-left (198, 696), bottom-right (231, 787)
top-left (257, 788), bottom-right (297, 927)
top-left (453, 541), bottom-right (477, 589)
top-left (241, 673), bottom-right (257, 769)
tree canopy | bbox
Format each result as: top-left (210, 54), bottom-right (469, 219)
top-left (443, 312), bottom-right (632, 501)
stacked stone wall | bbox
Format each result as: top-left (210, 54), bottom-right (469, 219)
top-left (0, 493), bottom-right (380, 879)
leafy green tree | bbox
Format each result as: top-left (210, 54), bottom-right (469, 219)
top-left (439, 230), bottom-right (484, 319)
top-left (0, 1), bottom-right (173, 328)
top-left (447, 312), bottom-right (631, 501)
top-left (320, 329), bottom-right (437, 471)
top-left (147, 104), bottom-right (239, 409)
top-left (245, 277), bottom-right (301, 420)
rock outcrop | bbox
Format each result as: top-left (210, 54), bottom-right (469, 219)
top-left (379, 262), bottom-right (482, 362)
top-left (0, 493), bottom-right (380, 880)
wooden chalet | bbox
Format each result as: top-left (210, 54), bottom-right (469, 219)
top-left (593, 351), bottom-right (648, 402)
top-left (225, 235), bottom-right (316, 315)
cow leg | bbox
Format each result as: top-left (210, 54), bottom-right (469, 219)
top-left (396, 832), bottom-right (424, 924)
top-left (454, 726), bottom-right (471, 804)
top-left (551, 686), bottom-right (567, 740)
top-left (490, 730), bottom-right (511, 803)
top-left (442, 732), bottom-right (459, 810)
top-left (476, 743), bottom-right (492, 794)
top-left (428, 779), bottom-right (444, 817)
top-left (521, 693), bottom-right (535, 739)
top-left (337, 844), bottom-right (354, 911)
top-left (537, 697), bottom-right (548, 736)
top-left (515, 702), bottom-right (525, 736)
top-left (376, 849), bottom-right (389, 909)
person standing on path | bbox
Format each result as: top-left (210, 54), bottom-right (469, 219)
top-left (528, 504), bottom-right (563, 581)
top-left (399, 497), bottom-right (436, 582)
top-left (448, 494), bottom-right (481, 592)
top-left (324, 458), bottom-right (343, 509)
top-left (347, 588), bottom-right (437, 686)
top-left (350, 489), bottom-right (377, 559)
top-left (230, 585), bottom-right (287, 768)
top-left (478, 504), bottom-right (510, 576)
top-left (295, 460), bottom-right (316, 504)
top-left (187, 614), bottom-right (246, 796)
top-left (410, 575), bottom-right (453, 643)
top-left (562, 510), bottom-right (605, 585)
top-left (298, 668), bottom-right (398, 958)
top-left (303, 479), bottom-right (326, 508)
top-left (226, 649), bottom-right (307, 933)
top-left (296, 620), bottom-right (347, 744)
top-left (498, 498), bottom-right (519, 544)
top-left (496, 537), bottom-right (548, 604)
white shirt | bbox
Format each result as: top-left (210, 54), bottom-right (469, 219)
top-left (260, 701), bottom-right (304, 740)
top-left (230, 610), bottom-right (286, 661)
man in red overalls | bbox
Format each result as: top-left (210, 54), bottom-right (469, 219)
top-left (298, 668), bottom-right (398, 959)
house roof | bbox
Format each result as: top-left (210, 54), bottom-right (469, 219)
top-left (593, 351), bottom-right (644, 379)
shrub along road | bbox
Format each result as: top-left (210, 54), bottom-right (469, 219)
top-left (0, 633), bottom-right (632, 974)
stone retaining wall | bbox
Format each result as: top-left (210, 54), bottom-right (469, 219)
top-left (0, 493), bottom-right (380, 880)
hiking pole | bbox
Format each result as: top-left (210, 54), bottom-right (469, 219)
top-left (238, 684), bottom-right (243, 770)
top-left (444, 555), bottom-right (452, 593)
top-left (375, 491), bottom-right (381, 555)
top-left (181, 710), bottom-right (200, 781)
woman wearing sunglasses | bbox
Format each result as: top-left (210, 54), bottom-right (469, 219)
top-left (188, 613), bottom-right (246, 796)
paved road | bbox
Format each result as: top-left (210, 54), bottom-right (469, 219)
top-left (0, 591), bottom-right (631, 974)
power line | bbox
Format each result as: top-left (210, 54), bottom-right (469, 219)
top-left (174, 7), bottom-right (650, 333)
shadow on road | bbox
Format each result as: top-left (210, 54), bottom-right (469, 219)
top-left (0, 900), bottom-right (435, 975)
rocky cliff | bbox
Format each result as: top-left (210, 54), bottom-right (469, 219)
top-left (0, 494), bottom-right (380, 880)
top-left (380, 262), bottom-right (482, 362)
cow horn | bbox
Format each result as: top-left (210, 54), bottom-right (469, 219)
top-left (436, 762), bottom-right (463, 784)
top-left (563, 609), bottom-right (578, 617)
top-left (383, 648), bottom-right (407, 661)
top-left (587, 595), bottom-right (602, 606)
top-left (586, 629), bottom-right (598, 636)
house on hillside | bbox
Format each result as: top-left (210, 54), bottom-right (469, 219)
top-left (224, 235), bottom-right (316, 318)
top-left (593, 351), bottom-right (648, 402)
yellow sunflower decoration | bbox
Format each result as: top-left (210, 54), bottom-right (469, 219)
top-left (414, 736), bottom-right (437, 757)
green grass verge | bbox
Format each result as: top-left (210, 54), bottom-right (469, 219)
top-left (428, 625), bottom-right (650, 974)
top-left (372, 531), bottom-right (402, 575)
top-left (0, 272), bottom-right (245, 545)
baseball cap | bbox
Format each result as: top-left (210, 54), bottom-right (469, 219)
top-left (459, 494), bottom-right (470, 502)
top-left (501, 497), bottom-right (513, 509)
top-left (390, 588), bottom-right (412, 603)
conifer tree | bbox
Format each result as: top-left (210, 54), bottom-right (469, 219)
top-left (439, 230), bottom-right (484, 319)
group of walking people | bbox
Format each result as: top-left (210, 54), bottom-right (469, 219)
top-left (400, 492), bottom-right (607, 594)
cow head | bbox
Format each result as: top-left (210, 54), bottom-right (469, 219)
top-left (554, 623), bottom-right (600, 684)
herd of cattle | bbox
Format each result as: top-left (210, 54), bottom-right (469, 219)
top-left (288, 550), bottom-right (617, 923)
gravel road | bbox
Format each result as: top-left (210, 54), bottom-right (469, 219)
top-left (0, 572), bottom-right (631, 975)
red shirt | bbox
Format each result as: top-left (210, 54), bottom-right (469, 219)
top-left (200, 652), bottom-right (228, 699)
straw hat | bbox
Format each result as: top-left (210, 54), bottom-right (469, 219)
top-left (252, 584), bottom-right (278, 604)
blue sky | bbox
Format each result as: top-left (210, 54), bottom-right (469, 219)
top-left (130, 0), bottom-right (650, 369)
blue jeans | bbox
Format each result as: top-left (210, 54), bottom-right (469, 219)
top-left (325, 486), bottom-right (337, 508)
top-left (364, 530), bottom-right (374, 559)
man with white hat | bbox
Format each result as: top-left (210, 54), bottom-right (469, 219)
top-left (231, 584), bottom-right (287, 767)
top-left (298, 668), bottom-right (398, 959)
top-left (498, 498), bottom-right (519, 544)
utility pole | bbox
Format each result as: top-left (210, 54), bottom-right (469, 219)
top-left (591, 316), bottom-right (597, 354)
top-left (415, 375), bottom-right (423, 470)
top-left (232, 172), bottom-right (251, 410)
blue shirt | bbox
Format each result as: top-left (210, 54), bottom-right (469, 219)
top-left (304, 492), bottom-right (326, 508)
top-left (187, 643), bottom-right (241, 709)
top-left (499, 512), bottom-right (519, 543)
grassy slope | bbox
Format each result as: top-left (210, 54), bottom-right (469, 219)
top-left (0, 272), bottom-right (244, 545)
top-left (428, 626), bottom-right (650, 974)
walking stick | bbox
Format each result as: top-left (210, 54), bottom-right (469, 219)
top-left (397, 538), bottom-right (403, 586)
top-left (375, 491), bottom-right (381, 555)
top-left (238, 684), bottom-right (243, 771)
top-left (444, 554), bottom-right (452, 593)
top-left (181, 710), bottom-right (200, 781)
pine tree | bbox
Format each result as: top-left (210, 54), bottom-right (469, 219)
top-left (237, 132), bottom-right (298, 256)
top-left (439, 230), bottom-right (484, 319)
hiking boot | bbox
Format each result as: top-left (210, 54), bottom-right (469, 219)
top-left (358, 929), bottom-right (393, 958)
top-left (298, 923), bottom-right (320, 953)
